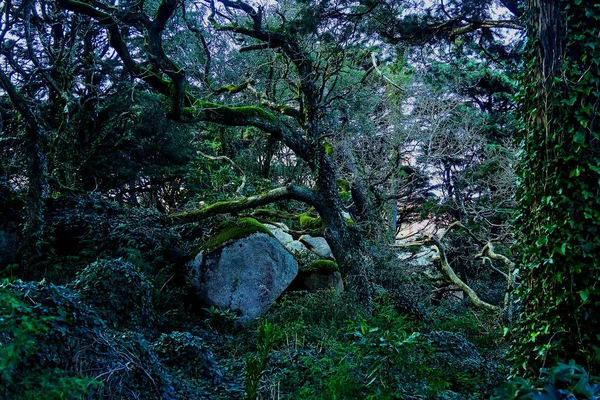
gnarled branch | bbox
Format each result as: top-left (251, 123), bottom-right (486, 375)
top-left (171, 184), bottom-right (317, 223)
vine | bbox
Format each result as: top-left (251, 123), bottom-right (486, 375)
top-left (510, 0), bottom-right (600, 375)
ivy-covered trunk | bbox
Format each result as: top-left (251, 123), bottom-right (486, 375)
top-left (512, 0), bottom-right (600, 375)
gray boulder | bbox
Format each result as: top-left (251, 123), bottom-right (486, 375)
top-left (285, 240), bottom-right (310, 255)
top-left (299, 235), bottom-right (335, 260)
top-left (188, 229), bottom-right (298, 323)
top-left (264, 223), bottom-right (294, 245)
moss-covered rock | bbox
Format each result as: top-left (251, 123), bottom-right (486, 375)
top-left (301, 260), bottom-right (339, 274)
top-left (201, 217), bottom-right (273, 252)
top-left (299, 214), bottom-right (323, 230)
top-left (295, 261), bottom-right (344, 292)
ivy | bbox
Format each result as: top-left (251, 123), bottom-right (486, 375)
top-left (510, 0), bottom-right (600, 376)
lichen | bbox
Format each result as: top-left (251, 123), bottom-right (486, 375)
top-left (201, 217), bottom-right (273, 253)
top-left (299, 214), bottom-right (323, 230)
top-left (301, 260), bottom-right (339, 274)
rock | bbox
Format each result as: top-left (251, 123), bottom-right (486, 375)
top-left (298, 260), bottom-right (343, 292)
top-left (299, 235), bottom-right (334, 260)
top-left (264, 223), bottom-right (294, 245)
top-left (285, 240), bottom-right (309, 255)
top-left (188, 221), bottom-right (298, 323)
top-left (304, 271), bottom-right (344, 292)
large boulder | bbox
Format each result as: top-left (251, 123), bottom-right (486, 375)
top-left (188, 218), bottom-right (298, 323)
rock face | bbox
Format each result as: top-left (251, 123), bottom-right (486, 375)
top-left (299, 235), bottom-right (335, 260)
top-left (285, 240), bottom-right (310, 255)
top-left (188, 231), bottom-right (298, 323)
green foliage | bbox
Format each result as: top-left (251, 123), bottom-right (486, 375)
top-left (37, 194), bottom-right (186, 282)
top-left (151, 331), bottom-right (220, 382)
top-left (263, 292), bottom-right (501, 398)
top-left (301, 260), bottom-right (339, 273)
top-left (244, 321), bottom-right (278, 400)
top-left (493, 361), bottom-right (600, 399)
top-left (512, 1), bottom-right (600, 375)
top-left (53, 86), bottom-right (195, 197)
top-left (70, 259), bottom-right (153, 329)
top-left (201, 217), bottom-right (273, 252)
top-left (203, 306), bottom-right (240, 332)
top-left (0, 281), bottom-right (100, 399)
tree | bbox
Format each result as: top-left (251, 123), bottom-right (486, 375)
top-left (52, 0), bottom-right (415, 308)
top-left (511, 0), bottom-right (600, 374)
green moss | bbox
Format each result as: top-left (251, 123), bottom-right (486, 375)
top-left (201, 217), bottom-right (273, 252)
top-left (323, 140), bottom-right (334, 156)
top-left (336, 179), bottom-right (350, 192)
top-left (299, 214), bottom-right (323, 230)
top-left (253, 208), bottom-right (301, 220)
top-left (184, 101), bottom-right (278, 122)
top-left (172, 199), bottom-right (249, 221)
top-left (301, 260), bottom-right (339, 274)
top-left (345, 218), bottom-right (356, 227)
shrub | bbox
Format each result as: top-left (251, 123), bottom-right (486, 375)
top-left (0, 282), bottom-right (98, 399)
top-left (493, 361), bottom-right (600, 399)
top-left (70, 258), bottom-right (153, 329)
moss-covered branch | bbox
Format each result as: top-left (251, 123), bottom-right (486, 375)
top-left (391, 230), bottom-right (500, 312)
top-left (427, 235), bottom-right (500, 312)
top-left (56, 0), bottom-right (314, 164)
top-left (171, 184), bottom-right (317, 224)
top-left (475, 242), bottom-right (516, 319)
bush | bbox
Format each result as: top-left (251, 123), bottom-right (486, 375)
top-left (0, 280), bottom-right (214, 399)
top-left (0, 282), bottom-right (98, 399)
top-left (71, 258), bottom-right (153, 329)
top-left (493, 361), bottom-right (600, 399)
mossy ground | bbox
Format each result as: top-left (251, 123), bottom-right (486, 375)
top-left (201, 217), bottom-right (273, 253)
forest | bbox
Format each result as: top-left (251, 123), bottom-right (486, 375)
top-left (0, 0), bottom-right (599, 398)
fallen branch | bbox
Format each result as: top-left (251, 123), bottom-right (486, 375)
top-left (390, 221), bottom-right (513, 313)
top-left (475, 242), bottom-right (516, 320)
top-left (426, 234), bottom-right (500, 312)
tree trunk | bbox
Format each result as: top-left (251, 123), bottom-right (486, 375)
top-left (512, 0), bottom-right (600, 375)
top-left (314, 150), bottom-right (374, 311)
top-left (19, 124), bottom-right (48, 279)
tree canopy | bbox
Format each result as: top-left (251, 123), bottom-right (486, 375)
top-left (1, 0), bottom-right (599, 398)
